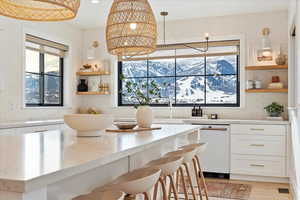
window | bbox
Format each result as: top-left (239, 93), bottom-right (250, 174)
top-left (25, 34), bottom-right (68, 107)
top-left (118, 40), bottom-right (240, 107)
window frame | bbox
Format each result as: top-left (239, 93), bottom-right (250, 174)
top-left (118, 44), bottom-right (240, 107)
top-left (25, 51), bottom-right (64, 107)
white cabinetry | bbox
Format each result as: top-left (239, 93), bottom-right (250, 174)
top-left (230, 124), bottom-right (288, 181)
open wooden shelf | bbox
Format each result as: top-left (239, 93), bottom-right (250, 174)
top-left (76, 71), bottom-right (110, 76)
top-left (76, 91), bottom-right (110, 95)
top-left (246, 88), bottom-right (288, 93)
top-left (246, 65), bottom-right (288, 70)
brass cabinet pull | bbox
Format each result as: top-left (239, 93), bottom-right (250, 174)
top-left (250, 128), bottom-right (265, 131)
top-left (250, 164), bottom-right (265, 167)
top-left (249, 144), bottom-right (265, 147)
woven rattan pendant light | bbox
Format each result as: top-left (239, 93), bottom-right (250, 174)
top-left (106, 0), bottom-right (157, 56)
top-left (0, 0), bottom-right (80, 21)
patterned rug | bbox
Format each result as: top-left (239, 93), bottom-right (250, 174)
top-left (177, 181), bottom-right (252, 200)
top-left (206, 182), bottom-right (251, 200)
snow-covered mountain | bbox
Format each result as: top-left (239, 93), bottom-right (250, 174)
top-left (122, 55), bottom-right (238, 105)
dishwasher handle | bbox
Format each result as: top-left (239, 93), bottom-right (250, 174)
top-left (200, 128), bottom-right (228, 131)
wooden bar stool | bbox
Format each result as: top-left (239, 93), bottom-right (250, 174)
top-left (164, 147), bottom-right (198, 200)
top-left (72, 190), bottom-right (123, 200)
top-left (113, 167), bottom-right (161, 200)
top-left (146, 156), bottom-right (184, 200)
top-left (179, 143), bottom-right (209, 200)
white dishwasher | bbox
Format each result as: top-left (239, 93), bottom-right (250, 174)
top-left (194, 124), bottom-right (230, 177)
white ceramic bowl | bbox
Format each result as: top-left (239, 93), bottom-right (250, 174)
top-left (64, 114), bottom-right (113, 137)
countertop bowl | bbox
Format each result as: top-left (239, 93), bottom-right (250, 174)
top-left (64, 114), bottom-right (113, 137)
top-left (114, 122), bottom-right (137, 130)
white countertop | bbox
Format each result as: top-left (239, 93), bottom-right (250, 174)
top-left (118, 117), bottom-right (290, 125)
top-left (0, 119), bottom-right (64, 129)
top-left (181, 118), bottom-right (290, 125)
top-left (0, 117), bottom-right (289, 130)
top-left (0, 124), bottom-right (199, 193)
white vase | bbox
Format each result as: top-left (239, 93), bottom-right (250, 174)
top-left (136, 106), bottom-right (153, 128)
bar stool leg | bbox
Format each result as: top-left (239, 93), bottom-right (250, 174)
top-left (195, 155), bottom-right (209, 200)
top-left (168, 174), bottom-right (179, 200)
top-left (143, 192), bottom-right (150, 200)
top-left (153, 177), bottom-right (168, 200)
top-left (153, 182), bottom-right (159, 200)
top-left (179, 166), bottom-right (189, 200)
top-left (159, 177), bottom-right (168, 200)
top-left (183, 163), bottom-right (197, 200)
top-left (124, 194), bottom-right (136, 200)
top-left (168, 175), bottom-right (172, 199)
top-left (176, 170), bottom-right (180, 191)
top-left (193, 158), bottom-right (203, 200)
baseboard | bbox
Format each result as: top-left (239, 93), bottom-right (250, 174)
top-left (230, 174), bottom-right (289, 183)
top-left (290, 179), bottom-right (299, 200)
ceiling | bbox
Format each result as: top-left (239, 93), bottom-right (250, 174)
top-left (69, 0), bottom-right (289, 29)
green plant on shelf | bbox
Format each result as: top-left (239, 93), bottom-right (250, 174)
top-left (264, 102), bottom-right (284, 117)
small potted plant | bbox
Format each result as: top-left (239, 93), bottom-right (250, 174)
top-left (120, 78), bottom-right (169, 128)
top-left (264, 102), bottom-right (284, 118)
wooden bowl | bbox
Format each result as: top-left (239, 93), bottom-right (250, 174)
top-left (114, 122), bottom-right (137, 130)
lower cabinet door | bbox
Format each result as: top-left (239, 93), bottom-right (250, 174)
top-left (231, 154), bottom-right (286, 177)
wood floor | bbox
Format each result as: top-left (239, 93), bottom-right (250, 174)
top-left (206, 178), bottom-right (292, 200)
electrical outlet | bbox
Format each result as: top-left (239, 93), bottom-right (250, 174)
top-left (278, 188), bottom-right (289, 194)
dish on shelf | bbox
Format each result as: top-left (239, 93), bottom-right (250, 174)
top-left (114, 122), bottom-right (137, 130)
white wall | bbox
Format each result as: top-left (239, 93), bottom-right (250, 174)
top-left (81, 11), bottom-right (289, 120)
top-left (288, 0), bottom-right (300, 199)
top-left (0, 17), bottom-right (83, 122)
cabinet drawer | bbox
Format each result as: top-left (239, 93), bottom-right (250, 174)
top-left (231, 135), bottom-right (286, 156)
top-left (231, 154), bottom-right (286, 177)
top-left (231, 124), bottom-right (286, 136)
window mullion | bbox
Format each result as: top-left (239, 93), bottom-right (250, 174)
top-left (204, 55), bottom-right (207, 106)
top-left (174, 50), bottom-right (177, 105)
top-left (40, 53), bottom-right (45, 106)
top-left (147, 60), bottom-right (149, 100)
top-left (60, 58), bottom-right (64, 106)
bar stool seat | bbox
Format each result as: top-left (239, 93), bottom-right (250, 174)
top-left (147, 156), bottom-right (183, 176)
top-left (179, 142), bottom-right (209, 200)
top-left (113, 167), bottom-right (161, 199)
top-left (164, 147), bottom-right (198, 163)
top-left (164, 147), bottom-right (198, 200)
top-left (179, 142), bottom-right (208, 153)
top-left (72, 190), bottom-right (123, 200)
top-left (147, 156), bottom-right (184, 200)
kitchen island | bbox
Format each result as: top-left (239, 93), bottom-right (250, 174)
top-left (0, 124), bottom-right (200, 200)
